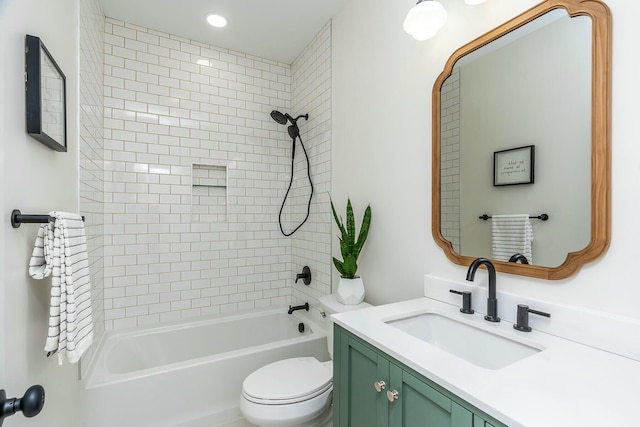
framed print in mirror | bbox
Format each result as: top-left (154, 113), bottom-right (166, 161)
top-left (25, 34), bottom-right (67, 152)
top-left (493, 145), bottom-right (534, 186)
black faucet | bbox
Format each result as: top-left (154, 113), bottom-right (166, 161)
top-left (466, 258), bottom-right (500, 322)
top-left (288, 302), bottom-right (309, 315)
top-left (508, 253), bottom-right (529, 264)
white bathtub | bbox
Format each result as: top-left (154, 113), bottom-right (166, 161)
top-left (79, 308), bottom-right (330, 427)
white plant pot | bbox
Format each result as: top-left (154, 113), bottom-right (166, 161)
top-left (336, 276), bottom-right (365, 305)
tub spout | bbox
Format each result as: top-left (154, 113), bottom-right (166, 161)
top-left (288, 303), bottom-right (309, 315)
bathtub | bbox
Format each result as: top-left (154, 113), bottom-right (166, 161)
top-left (79, 308), bottom-right (330, 427)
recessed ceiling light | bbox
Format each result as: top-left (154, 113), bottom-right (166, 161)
top-left (206, 14), bottom-right (227, 28)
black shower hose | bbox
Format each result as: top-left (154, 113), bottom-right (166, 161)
top-left (278, 134), bottom-right (313, 237)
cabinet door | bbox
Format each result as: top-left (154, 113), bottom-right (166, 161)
top-left (473, 415), bottom-right (496, 427)
top-left (388, 363), bottom-right (474, 427)
top-left (333, 326), bottom-right (499, 427)
top-left (334, 327), bottom-right (389, 427)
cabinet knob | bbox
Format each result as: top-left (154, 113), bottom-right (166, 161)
top-left (374, 380), bottom-right (386, 393)
top-left (387, 389), bottom-right (399, 402)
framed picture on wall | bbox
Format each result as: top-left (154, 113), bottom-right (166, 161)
top-left (493, 145), bottom-right (534, 186)
top-left (25, 34), bottom-right (67, 152)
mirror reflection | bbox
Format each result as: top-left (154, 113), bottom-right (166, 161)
top-left (439, 9), bottom-right (592, 268)
top-left (40, 49), bottom-right (65, 146)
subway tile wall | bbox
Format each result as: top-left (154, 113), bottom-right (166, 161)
top-left (440, 66), bottom-right (461, 253)
top-left (79, 0), bottom-right (105, 371)
top-left (289, 23), bottom-right (333, 312)
top-left (103, 18), bottom-right (331, 329)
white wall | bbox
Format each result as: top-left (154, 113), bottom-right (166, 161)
top-left (332, 0), bottom-right (640, 318)
top-left (0, 0), bottom-right (7, 392)
top-left (0, 0), bottom-right (81, 425)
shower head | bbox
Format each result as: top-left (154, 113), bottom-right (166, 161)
top-left (271, 110), bottom-right (309, 143)
top-left (270, 110), bottom-right (309, 126)
top-left (271, 110), bottom-right (292, 125)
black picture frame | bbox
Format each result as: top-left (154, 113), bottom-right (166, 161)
top-left (25, 34), bottom-right (67, 152)
top-left (493, 145), bottom-right (535, 186)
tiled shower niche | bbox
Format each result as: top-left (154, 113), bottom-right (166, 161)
top-left (191, 164), bottom-right (227, 222)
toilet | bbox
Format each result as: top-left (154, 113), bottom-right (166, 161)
top-left (239, 294), bottom-right (372, 427)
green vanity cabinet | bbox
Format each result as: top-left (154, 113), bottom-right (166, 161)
top-left (333, 325), bottom-right (504, 427)
top-left (334, 327), bottom-right (389, 426)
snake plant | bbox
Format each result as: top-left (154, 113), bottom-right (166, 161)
top-left (331, 198), bottom-right (372, 279)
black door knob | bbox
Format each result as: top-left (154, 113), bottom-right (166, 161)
top-left (0, 385), bottom-right (45, 426)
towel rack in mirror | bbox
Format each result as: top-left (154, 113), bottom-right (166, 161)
top-left (479, 213), bottom-right (549, 221)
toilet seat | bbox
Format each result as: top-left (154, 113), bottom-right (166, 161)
top-left (242, 357), bottom-right (332, 405)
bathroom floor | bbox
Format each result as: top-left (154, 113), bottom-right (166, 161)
top-left (173, 416), bottom-right (255, 427)
top-left (218, 418), bottom-right (256, 427)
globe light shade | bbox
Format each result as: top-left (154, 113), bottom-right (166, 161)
top-left (464, 0), bottom-right (487, 5)
top-left (403, 0), bottom-right (448, 41)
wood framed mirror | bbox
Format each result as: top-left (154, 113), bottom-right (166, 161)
top-left (432, 0), bottom-right (611, 280)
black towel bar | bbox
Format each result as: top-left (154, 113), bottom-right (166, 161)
top-left (11, 209), bottom-right (85, 228)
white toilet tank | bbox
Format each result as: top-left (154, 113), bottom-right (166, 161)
top-left (318, 294), bottom-right (372, 358)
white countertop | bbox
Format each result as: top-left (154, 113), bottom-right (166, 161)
top-left (331, 276), bottom-right (640, 426)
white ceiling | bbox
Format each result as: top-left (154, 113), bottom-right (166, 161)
top-left (99, 0), bottom-right (349, 64)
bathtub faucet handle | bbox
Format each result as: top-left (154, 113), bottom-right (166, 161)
top-left (295, 266), bottom-right (311, 286)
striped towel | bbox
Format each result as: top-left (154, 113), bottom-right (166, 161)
top-left (29, 212), bottom-right (93, 365)
top-left (491, 214), bottom-right (533, 264)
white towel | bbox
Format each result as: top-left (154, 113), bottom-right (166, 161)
top-left (491, 214), bottom-right (533, 264)
top-left (29, 212), bottom-right (93, 365)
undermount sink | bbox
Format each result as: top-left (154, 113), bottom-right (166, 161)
top-left (386, 313), bottom-right (541, 369)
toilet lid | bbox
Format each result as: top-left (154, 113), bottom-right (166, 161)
top-left (242, 357), bottom-right (332, 403)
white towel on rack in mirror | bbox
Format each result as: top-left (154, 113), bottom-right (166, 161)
top-left (29, 212), bottom-right (93, 365)
top-left (491, 214), bottom-right (533, 264)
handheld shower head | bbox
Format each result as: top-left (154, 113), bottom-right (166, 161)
top-left (288, 125), bottom-right (299, 139)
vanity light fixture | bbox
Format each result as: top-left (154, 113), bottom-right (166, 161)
top-left (404, 0), bottom-right (489, 41)
top-left (403, 0), bottom-right (448, 41)
top-left (206, 13), bottom-right (227, 28)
